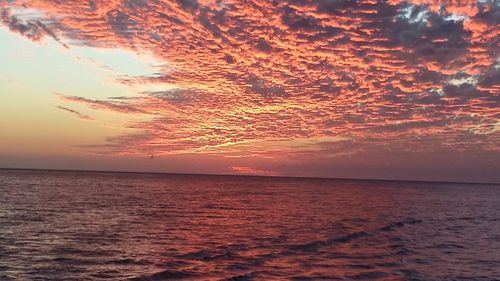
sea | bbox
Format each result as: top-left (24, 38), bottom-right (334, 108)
top-left (0, 169), bottom-right (499, 280)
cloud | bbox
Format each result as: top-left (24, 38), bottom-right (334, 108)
top-left (2, 0), bottom-right (498, 158)
top-left (55, 93), bottom-right (147, 114)
top-left (56, 106), bottom-right (95, 121)
top-left (0, 8), bottom-right (68, 47)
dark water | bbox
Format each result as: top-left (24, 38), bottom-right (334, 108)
top-left (0, 170), bottom-right (499, 281)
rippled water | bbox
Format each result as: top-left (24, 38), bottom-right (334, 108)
top-left (0, 169), bottom-right (499, 280)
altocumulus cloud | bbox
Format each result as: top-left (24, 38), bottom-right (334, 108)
top-left (1, 0), bottom-right (498, 158)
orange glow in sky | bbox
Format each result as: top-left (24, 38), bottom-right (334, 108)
top-left (0, 0), bottom-right (499, 182)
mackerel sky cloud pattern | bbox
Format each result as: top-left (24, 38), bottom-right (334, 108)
top-left (1, 0), bottom-right (499, 177)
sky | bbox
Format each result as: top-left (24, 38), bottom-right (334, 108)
top-left (0, 0), bottom-right (499, 183)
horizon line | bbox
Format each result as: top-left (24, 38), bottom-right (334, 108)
top-left (1, 167), bottom-right (498, 186)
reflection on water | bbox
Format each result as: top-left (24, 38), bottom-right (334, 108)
top-left (0, 169), bottom-right (499, 280)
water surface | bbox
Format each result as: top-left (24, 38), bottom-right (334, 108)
top-left (0, 169), bottom-right (499, 280)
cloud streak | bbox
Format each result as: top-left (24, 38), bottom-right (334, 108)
top-left (56, 106), bottom-right (95, 121)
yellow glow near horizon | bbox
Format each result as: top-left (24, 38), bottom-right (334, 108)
top-left (0, 27), bottom-right (157, 155)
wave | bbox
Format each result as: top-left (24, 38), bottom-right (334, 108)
top-left (130, 269), bottom-right (197, 280)
top-left (378, 217), bottom-right (422, 232)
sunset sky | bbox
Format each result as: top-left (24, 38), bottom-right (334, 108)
top-left (1, 0), bottom-right (499, 182)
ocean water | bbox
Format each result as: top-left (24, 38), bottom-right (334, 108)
top-left (0, 169), bottom-right (499, 281)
